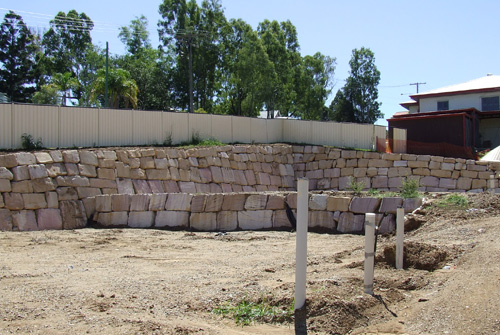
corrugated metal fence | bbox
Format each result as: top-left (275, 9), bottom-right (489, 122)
top-left (0, 103), bottom-right (390, 150)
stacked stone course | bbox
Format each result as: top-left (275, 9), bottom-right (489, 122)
top-left (1, 144), bottom-right (499, 231)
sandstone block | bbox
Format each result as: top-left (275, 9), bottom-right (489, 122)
top-left (49, 150), bottom-right (63, 163)
top-left (0, 154), bottom-right (18, 168)
top-left (338, 176), bottom-right (351, 190)
top-left (377, 213), bottom-right (395, 234)
top-left (368, 159), bottom-right (391, 168)
top-left (36, 208), bottom-right (63, 230)
top-left (149, 193), bottom-right (167, 211)
top-left (210, 166), bottom-right (223, 183)
top-left (128, 211), bottom-right (154, 228)
top-left (56, 187), bottom-right (78, 201)
top-left (407, 161), bottom-right (428, 168)
top-left (97, 168), bottom-right (116, 180)
top-left (116, 162), bottom-right (131, 178)
top-left (46, 163), bottom-right (67, 177)
top-left (222, 168), bottom-right (235, 183)
top-left (309, 194), bottom-right (328, 211)
top-left (266, 194), bottom-right (285, 210)
top-left (337, 212), bottom-right (364, 233)
top-left (420, 176), bottom-right (439, 187)
top-left (461, 170), bottom-right (478, 178)
top-left (98, 159), bottom-right (116, 168)
top-left (205, 194), bottom-right (224, 212)
top-left (78, 164), bottom-right (97, 177)
top-left (272, 210), bottom-right (292, 229)
top-left (45, 192), bottom-right (58, 208)
top-left (378, 197), bottom-right (403, 214)
top-left (32, 177), bottom-right (56, 193)
top-left (245, 194), bottom-right (268, 210)
top-left (439, 178), bottom-right (457, 189)
top-left (430, 169), bottom-right (452, 178)
top-left (309, 211), bottom-right (335, 229)
top-left (13, 210), bottom-right (37, 231)
top-left (117, 178), bottom-right (135, 194)
top-left (441, 162), bottom-right (455, 171)
top-left (217, 211), bottom-right (238, 231)
top-left (190, 194), bottom-right (207, 212)
top-left (155, 211), bottom-right (189, 228)
top-left (394, 160), bottom-right (408, 167)
top-left (130, 194), bottom-right (151, 211)
top-left (132, 179), bottom-right (152, 194)
top-left (15, 152), bottom-right (36, 165)
top-left (96, 212), bottom-right (128, 227)
top-left (129, 158), bottom-right (141, 169)
top-left (190, 212), bottom-right (217, 231)
top-left (222, 193), bottom-right (246, 211)
top-left (12, 166), bottom-right (29, 180)
top-left (179, 169), bottom-right (190, 182)
top-left (76, 187), bottom-right (101, 199)
top-left (349, 197), bottom-right (381, 214)
top-left (56, 175), bottom-right (90, 187)
top-left (196, 183), bottom-right (211, 193)
top-left (140, 157), bottom-right (155, 170)
top-left (238, 210), bottom-right (273, 230)
top-left (179, 181), bottom-right (196, 193)
top-left (371, 176), bottom-right (388, 188)
top-left (60, 200), bottom-right (87, 229)
top-left (62, 150), bottom-right (80, 163)
top-left (27, 164), bottom-right (48, 179)
top-left (327, 197), bottom-right (350, 212)
top-left (256, 172), bottom-right (271, 185)
top-left (0, 209), bottom-right (12, 231)
top-left (0, 179), bottom-right (11, 192)
top-left (472, 179), bottom-right (486, 189)
top-left (388, 177), bottom-right (403, 189)
top-left (111, 194), bottom-right (131, 211)
top-left (82, 197), bottom-right (96, 220)
top-left (22, 193), bottom-right (47, 210)
top-left (413, 168), bottom-right (430, 176)
top-left (146, 169), bottom-right (170, 180)
top-left (164, 180), bottom-right (180, 193)
top-left (65, 163), bottom-right (79, 176)
top-left (166, 193), bottom-right (193, 211)
top-left (90, 178), bottom-right (117, 189)
top-left (199, 168), bottom-right (212, 183)
top-left (79, 151), bottom-right (98, 166)
top-left (0, 167), bottom-right (13, 180)
top-left (96, 150), bottom-right (117, 160)
top-left (457, 177), bottom-right (472, 190)
top-left (148, 180), bottom-right (165, 193)
top-left (95, 195), bottom-right (112, 212)
top-left (403, 198), bottom-right (423, 213)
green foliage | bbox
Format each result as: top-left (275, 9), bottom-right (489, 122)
top-left (348, 176), bottom-right (365, 195)
top-left (399, 177), bottom-right (420, 199)
top-left (434, 194), bottom-right (468, 209)
top-left (179, 132), bottom-right (223, 147)
top-left (330, 47), bottom-right (382, 124)
top-left (91, 68), bottom-right (139, 109)
top-left (21, 133), bottom-right (44, 150)
top-left (0, 11), bottom-right (38, 102)
top-left (32, 84), bottom-right (61, 105)
top-left (119, 15), bottom-right (151, 55)
top-left (212, 297), bottom-right (293, 326)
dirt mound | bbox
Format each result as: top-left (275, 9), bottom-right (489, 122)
top-left (381, 241), bottom-right (449, 271)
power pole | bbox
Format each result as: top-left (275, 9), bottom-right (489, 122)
top-left (105, 42), bottom-right (109, 108)
top-left (410, 82), bottom-right (426, 93)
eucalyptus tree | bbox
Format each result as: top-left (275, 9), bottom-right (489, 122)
top-left (0, 11), bottom-right (37, 102)
top-left (330, 47), bottom-right (382, 123)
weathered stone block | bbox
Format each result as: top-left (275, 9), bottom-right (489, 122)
top-left (0, 154), bottom-right (18, 168)
top-left (472, 179), bottom-right (487, 189)
top-left (420, 176), bottom-right (439, 187)
top-left (46, 163), bottom-right (67, 177)
top-left (378, 197), bottom-right (403, 214)
top-left (164, 180), bottom-right (180, 193)
top-left (11, 180), bottom-right (33, 193)
top-left (457, 177), bottom-right (472, 190)
top-left (190, 212), bottom-right (217, 231)
top-left (377, 213), bottom-right (395, 234)
top-left (309, 211), bottom-right (335, 229)
top-left (49, 150), bottom-right (63, 163)
top-left (210, 166), bottom-right (223, 183)
top-left (0, 179), bottom-right (11, 192)
top-left (205, 194), bottom-right (224, 212)
top-left (0, 209), bottom-right (13, 231)
top-left (238, 210), bottom-right (273, 230)
top-left (95, 195), bottom-right (112, 212)
top-left (272, 210), bottom-right (292, 228)
top-left (132, 179), bottom-right (152, 194)
top-left (155, 211), bottom-right (189, 228)
top-left (128, 211), bottom-right (154, 228)
top-left (15, 152), bottom-right (36, 165)
top-left (337, 212), bottom-right (364, 233)
top-left (79, 151), bottom-right (98, 166)
top-left (217, 211), bottom-right (238, 231)
top-left (165, 193), bottom-right (193, 211)
top-left (388, 177), bottom-right (403, 189)
top-left (55, 187), bottom-right (77, 201)
top-left (439, 178), bottom-right (457, 189)
top-left (23, 193), bottom-right (47, 210)
top-left (149, 193), bottom-right (167, 211)
top-left (245, 194), bottom-right (268, 210)
top-left (145, 169), bottom-right (169, 180)
top-left (96, 212), bottom-right (128, 227)
top-left (32, 177), bottom-right (56, 193)
top-left (266, 194), bottom-right (285, 210)
top-left (140, 157), bottom-right (155, 170)
top-left (97, 168), bottom-right (116, 180)
top-left (13, 210), bottom-right (38, 231)
top-left (147, 180), bottom-right (164, 193)
top-left (60, 200), bottom-right (87, 229)
top-left (0, 167), bottom-right (13, 180)
top-left (89, 178), bottom-right (117, 189)
top-left (78, 164), bottom-right (97, 177)
top-left (115, 162), bottom-right (131, 178)
top-left (222, 193), bottom-right (246, 211)
top-left (36, 208), bottom-right (63, 230)
top-left (110, 194), bottom-right (130, 212)
top-left (178, 181), bottom-right (196, 193)
top-left (56, 175), bottom-right (90, 187)
top-left (349, 197), bottom-right (381, 214)
top-left (98, 159), bottom-right (116, 169)
top-left (371, 176), bottom-right (388, 188)
top-left (327, 197), bottom-right (350, 212)
top-left (309, 194), bottom-right (328, 211)
top-left (116, 178), bottom-right (134, 194)
top-left (62, 150), bottom-right (80, 163)
top-left (12, 165), bottom-right (29, 180)
top-left (130, 194), bottom-right (151, 211)
top-left (430, 170), bottom-right (452, 178)
top-left (76, 187), bottom-right (101, 199)
top-left (65, 163), bottom-right (79, 176)
top-left (403, 198), bottom-right (422, 213)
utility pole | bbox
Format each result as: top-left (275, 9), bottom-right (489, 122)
top-left (410, 82), bottom-right (426, 93)
top-left (105, 42), bottom-right (109, 108)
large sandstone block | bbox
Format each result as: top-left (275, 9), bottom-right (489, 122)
top-left (165, 193), bottom-right (193, 211)
top-left (12, 210), bottom-right (37, 231)
top-left (12, 165), bottom-right (29, 180)
top-left (56, 187), bottom-right (78, 201)
top-left (245, 194), bottom-right (268, 210)
top-left (98, 159), bottom-right (116, 169)
top-left (76, 187), bottom-right (102, 199)
top-left (32, 178), bottom-right (56, 193)
top-left (0, 167), bottom-right (13, 180)
top-left (130, 168), bottom-right (146, 179)
top-left (60, 200), bottom-right (87, 229)
top-left (371, 176), bottom-right (388, 188)
top-left (78, 164), bottom-right (97, 177)
top-left (337, 212), bottom-right (365, 233)
top-left (49, 150), bottom-right (63, 163)
top-left (65, 163), bottom-right (79, 176)
top-left (273, 210), bottom-right (293, 229)
top-left (205, 194), bottom-right (224, 212)
top-left (155, 211), bottom-right (189, 228)
top-left (36, 208), bottom-right (63, 230)
top-left (147, 180), bottom-right (165, 193)
top-left (96, 212), bottom-right (128, 227)
top-left (377, 213), bottom-right (395, 234)
top-left (97, 168), bottom-right (116, 180)
top-left (179, 181), bottom-right (196, 193)
top-left (117, 178), bottom-right (135, 194)
top-left (15, 152), bottom-right (36, 165)
top-left (46, 163), bottom-right (67, 178)
top-left (128, 211), bottom-right (155, 228)
top-left (116, 162), bottom-right (131, 178)
top-left (217, 211), bottom-right (237, 231)
top-left (349, 197), bottom-right (381, 214)
top-left (0, 209), bottom-right (13, 231)
top-left (149, 193), bottom-right (167, 211)
top-left (309, 194), bottom-right (328, 211)
top-left (0, 179), bottom-right (11, 192)
top-left (403, 198), bottom-right (422, 213)
top-left (327, 197), bottom-right (350, 212)
top-left (191, 194), bottom-right (207, 212)
top-left (56, 176), bottom-right (90, 187)
top-left (309, 211), bottom-right (335, 229)
top-left (439, 178), bottom-right (457, 189)
top-left (130, 194), bottom-right (151, 211)
top-left (95, 195), bottom-right (112, 212)
top-left (62, 150), bottom-right (80, 163)
top-left (82, 197), bottom-right (96, 220)
top-left (132, 179), bottom-right (152, 194)
top-left (111, 194), bottom-right (131, 211)
top-left (457, 177), bottom-right (472, 190)
top-left (222, 193), bottom-right (246, 211)
top-left (238, 210), bottom-right (273, 230)
top-left (266, 194), bottom-right (285, 210)
top-left (164, 180), bottom-right (180, 193)
top-left (190, 212), bottom-right (217, 231)
top-left (23, 193), bottom-right (47, 210)
top-left (27, 164), bottom-right (47, 180)
top-left (378, 197), bottom-right (403, 214)
top-left (0, 154), bottom-right (18, 168)
top-left (79, 151), bottom-right (98, 166)
top-left (420, 176), bottom-right (439, 187)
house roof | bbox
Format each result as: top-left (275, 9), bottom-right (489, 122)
top-left (410, 75), bottom-right (500, 100)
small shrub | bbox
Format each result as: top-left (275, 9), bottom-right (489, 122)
top-left (162, 133), bottom-right (172, 146)
top-left (399, 177), bottom-right (420, 199)
top-left (434, 194), bottom-right (468, 209)
top-left (348, 176), bottom-right (364, 195)
top-left (21, 133), bottom-right (44, 150)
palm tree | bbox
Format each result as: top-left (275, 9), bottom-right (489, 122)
top-left (52, 72), bottom-right (79, 106)
top-left (91, 68), bottom-right (139, 109)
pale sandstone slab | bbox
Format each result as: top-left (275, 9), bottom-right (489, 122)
top-left (0, 179), bottom-right (11, 192)
top-left (128, 211), bottom-right (155, 228)
top-left (179, 181), bottom-right (196, 193)
top-left (266, 194), bottom-right (285, 210)
top-left (36, 208), bottom-right (63, 230)
top-left (56, 176), bottom-right (90, 187)
top-left (0, 209), bottom-right (13, 231)
top-left (32, 177), bottom-right (56, 193)
top-left (378, 197), bottom-right (403, 214)
top-left (97, 168), bottom-right (116, 180)
top-left (165, 193), bottom-right (193, 211)
top-left (132, 179), bottom-right (152, 194)
top-left (79, 151), bottom-right (98, 166)
top-left (309, 194), bottom-right (328, 211)
top-left (420, 176), bottom-right (439, 187)
top-left (23, 193), bottom-right (47, 210)
top-left (149, 193), bottom-right (167, 211)
top-left (0, 154), bottom-right (18, 168)
top-left (60, 200), bottom-right (87, 229)
top-left (377, 213), bottom-right (396, 234)
top-left (56, 187), bottom-right (78, 201)
top-left (309, 211), bottom-right (335, 229)
top-left (190, 212), bottom-right (217, 231)
top-left (12, 165), bottom-right (29, 180)
top-left (273, 210), bottom-right (293, 229)
top-left (76, 187), bottom-right (102, 199)
top-left (96, 212), bottom-right (128, 227)
top-left (65, 163), bottom-right (79, 176)
top-left (205, 194), bottom-right (224, 212)
top-left (116, 162), bottom-right (131, 178)
top-left (130, 194), bottom-right (151, 211)
top-left (191, 194), bottom-right (207, 212)
top-left (217, 211), bottom-right (238, 231)
top-left (148, 180), bottom-right (165, 193)
top-left (95, 195), bottom-right (112, 212)
top-left (155, 211), bottom-right (189, 228)
top-left (13, 210), bottom-right (37, 231)
top-left (15, 152), bottom-right (36, 165)
top-left (46, 163), bottom-right (67, 177)
top-left (78, 164), bottom-right (97, 177)
top-left (117, 178), bottom-right (135, 194)
top-left (327, 197), bottom-right (350, 212)
top-left (90, 178), bottom-right (117, 189)
top-left (349, 197), bottom-right (381, 214)
top-left (49, 150), bottom-right (63, 163)
top-left (164, 180), bottom-right (180, 193)
top-left (337, 212), bottom-right (365, 233)
top-left (111, 194), bottom-right (131, 212)
top-left (82, 197), bottom-right (96, 220)
top-left (238, 210), bottom-right (273, 230)
top-left (245, 194), bottom-right (268, 210)
top-left (0, 167), bottom-right (13, 180)
top-left (222, 193), bottom-right (246, 211)
top-left (62, 150), bottom-right (80, 163)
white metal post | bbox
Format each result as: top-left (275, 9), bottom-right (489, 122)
top-left (295, 178), bottom-right (309, 310)
top-left (364, 213), bottom-right (376, 295)
top-left (396, 207), bottom-right (405, 270)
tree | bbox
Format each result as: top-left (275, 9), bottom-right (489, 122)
top-left (330, 47), bottom-right (382, 123)
top-left (91, 68), bottom-right (139, 109)
top-left (0, 11), bottom-right (37, 102)
top-left (119, 15), bottom-right (151, 55)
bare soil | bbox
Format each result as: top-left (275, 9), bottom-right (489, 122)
top-left (1, 193), bottom-right (500, 335)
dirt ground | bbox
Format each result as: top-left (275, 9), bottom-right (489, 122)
top-left (1, 193), bottom-right (500, 335)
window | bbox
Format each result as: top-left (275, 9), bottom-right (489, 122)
top-left (437, 101), bottom-right (449, 111)
top-left (481, 96), bottom-right (499, 111)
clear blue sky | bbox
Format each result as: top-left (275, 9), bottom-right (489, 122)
top-left (2, 1), bottom-right (500, 126)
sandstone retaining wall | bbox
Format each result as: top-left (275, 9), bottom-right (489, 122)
top-left (0, 144), bottom-right (498, 231)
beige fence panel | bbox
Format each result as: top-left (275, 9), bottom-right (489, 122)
top-left (12, 104), bottom-right (59, 148)
top-left (163, 111), bottom-right (189, 145)
top-left (98, 108), bottom-right (133, 146)
top-left (266, 119), bottom-right (283, 144)
top-left (374, 125), bottom-right (386, 147)
top-left (189, 113), bottom-right (213, 141)
top-left (250, 118), bottom-right (268, 143)
top-left (392, 127), bottom-right (407, 153)
top-left (132, 110), bottom-right (164, 145)
top-left (211, 114), bottom-right (233, 143)
top-left (232, 116), bottom-right (252, 144)
top-left (59, 107), bottom-right (98, 148)
top-left (310, 121), bottom-right (335, 146)
top-left (283, 119), bottom-right (311, 144)
top-left (340, 123), bottom-right (373, 150)
top-left (0, 104), bottom-right (12, 149)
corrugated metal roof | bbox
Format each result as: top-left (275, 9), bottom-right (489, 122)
top-left (480, 145), bottom-right (500, 162)
top-left (412, 75), bottom-right (500, 99)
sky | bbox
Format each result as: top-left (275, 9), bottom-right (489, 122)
top-left (2, 0), bottom-right (500, 126)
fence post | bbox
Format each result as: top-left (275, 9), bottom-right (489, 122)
top-left (295, 178), bottom-right (309, 310)
top-left (396, 207), bottom-right (405, 270)
top-left (364, 213), bottom-right (376, 295)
